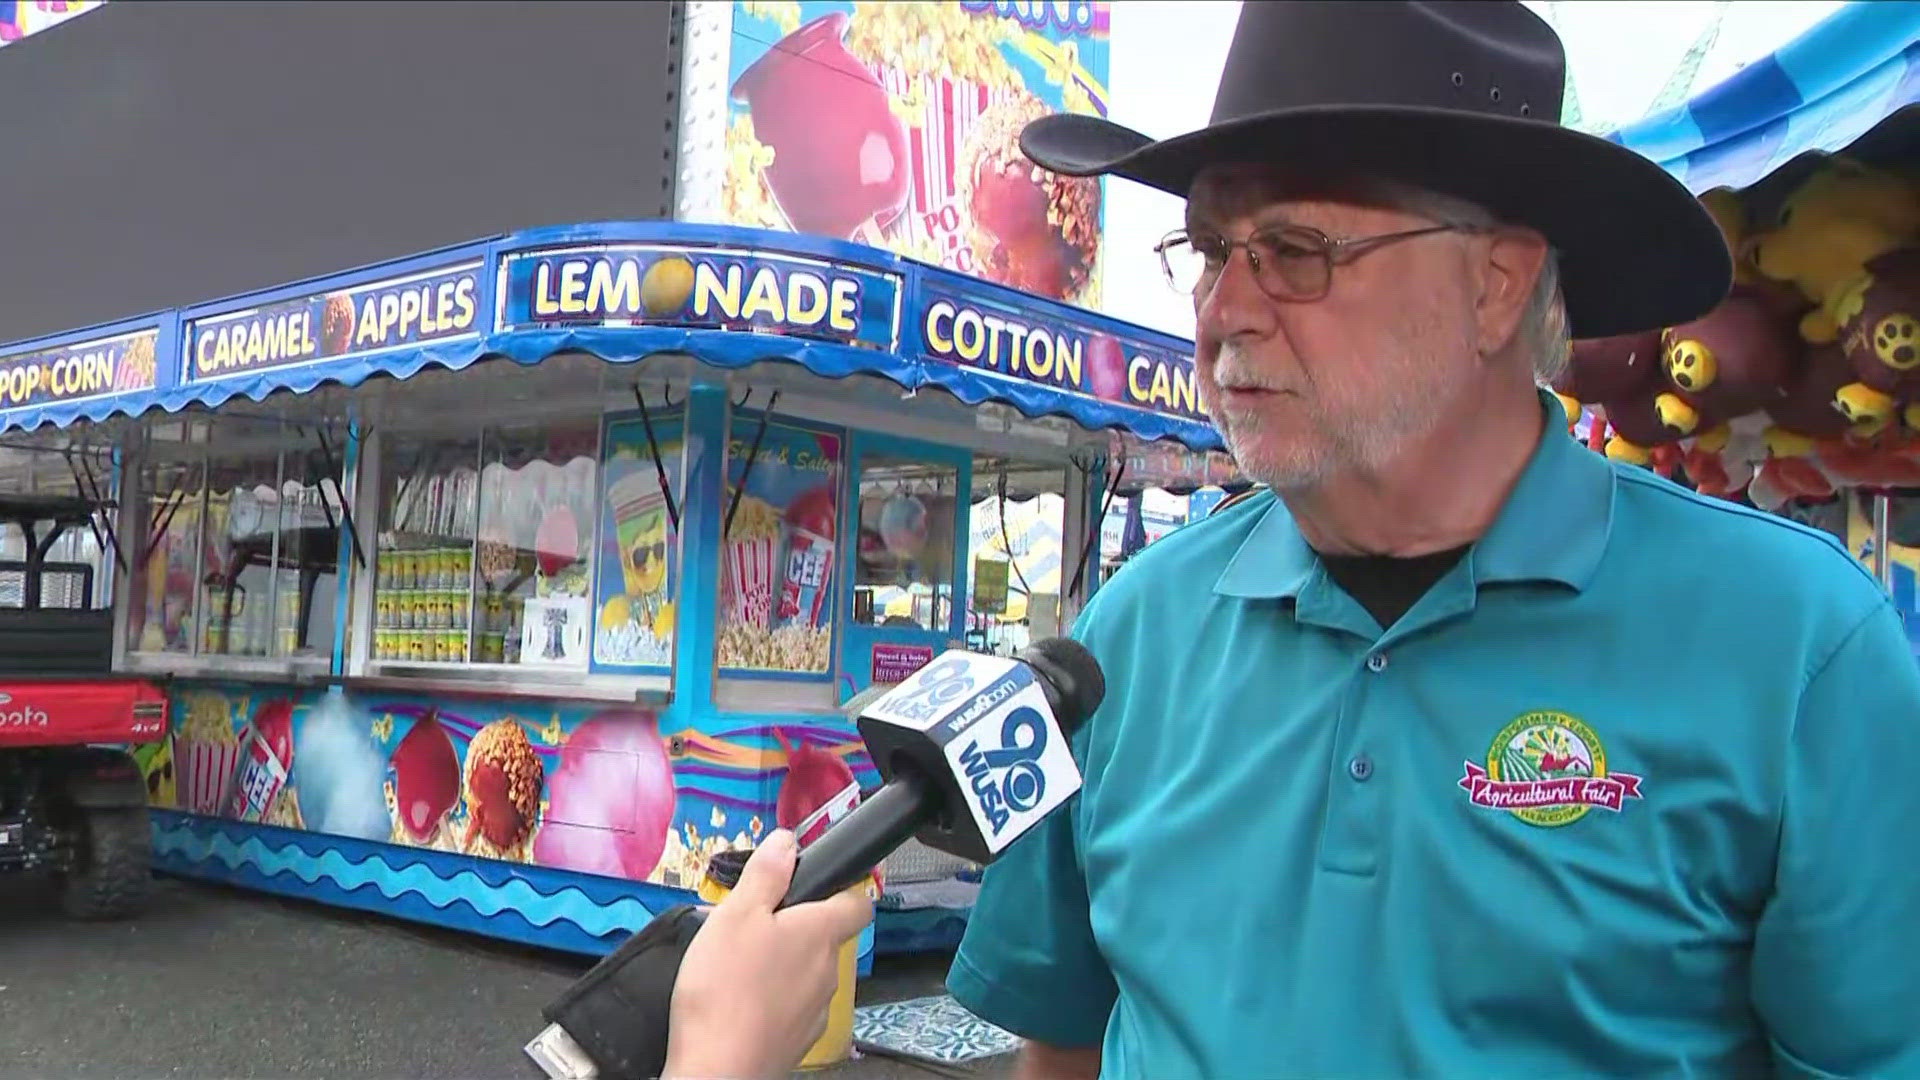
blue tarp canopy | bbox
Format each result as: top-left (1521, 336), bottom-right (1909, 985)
top-left (1608, 1), bottom-right (1920, 195)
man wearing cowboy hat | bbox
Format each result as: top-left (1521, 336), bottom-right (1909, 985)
top-left (948, 3), bottom-right (1920, 1078)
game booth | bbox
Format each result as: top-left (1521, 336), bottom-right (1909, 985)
top-left (1564, 0), bottom-right (1920, 631)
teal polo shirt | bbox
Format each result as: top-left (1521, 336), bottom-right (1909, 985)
top-left (948, 393), bottom-right (1920, 1079)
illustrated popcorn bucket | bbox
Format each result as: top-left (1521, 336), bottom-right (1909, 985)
top-left (722, 535), bottom-right (777, 630)
top-left (173, 734), bottom-right (244, 815)
top-left (869, 33), bottom-right (1103, 304)
top-left (722, 496), bottom-right (783, 630)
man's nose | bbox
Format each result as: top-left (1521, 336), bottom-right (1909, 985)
top-left (1195, 247), bottom-right (1271, 341)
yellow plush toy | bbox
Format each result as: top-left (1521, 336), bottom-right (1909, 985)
top-left (1749, 158), bottom-right (1920, 344)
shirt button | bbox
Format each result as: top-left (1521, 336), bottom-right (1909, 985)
top-left (1348, 755), bottom-right (1374, 781)
top-left (1365, 652), bottom-right (1388, 673)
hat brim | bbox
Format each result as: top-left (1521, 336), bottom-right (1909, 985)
top-left (1022, 107), bottom-right (1731, 339)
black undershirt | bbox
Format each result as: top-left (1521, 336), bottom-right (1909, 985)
top-left (1317, 544), bottom-right (1472, 630)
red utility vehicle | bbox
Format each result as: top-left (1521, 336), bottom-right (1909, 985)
top-left (0, 494), bottom-right (164, 919)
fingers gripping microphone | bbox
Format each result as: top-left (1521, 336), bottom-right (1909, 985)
top-left (525, 638), bottom-right (1105, 1080)
top-left (780, 636), bottom-right (1106, 906)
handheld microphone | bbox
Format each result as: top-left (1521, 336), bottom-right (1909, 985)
top-left (524, 637), bottom-right (1105, 1080)
top-left (779, 635), bottom-right (1104, 906)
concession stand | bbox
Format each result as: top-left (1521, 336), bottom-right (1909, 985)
top-left (0, 220), bottom-right (1228, 960)
top-left (1563, 1), bottom-right (1920, 649)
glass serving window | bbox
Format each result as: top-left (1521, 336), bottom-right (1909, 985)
top-left (371, 419), bottom-right (600, 670)
top-left (126, 416), bottom-right (350, 662)
top-left (716, 414), bottom-right (843, 676)
top-left (852, 456), bottom-right (959, 633)
top-left (964, 458), bottom-right (1068, 654)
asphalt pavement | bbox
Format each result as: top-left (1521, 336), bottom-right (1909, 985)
top-left (0, 872), bottom-right (1015, 1080)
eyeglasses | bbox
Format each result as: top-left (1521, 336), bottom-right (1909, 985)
top-left (1154, 222), bottom-right (1468, 301)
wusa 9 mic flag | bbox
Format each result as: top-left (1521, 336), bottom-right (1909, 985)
top-left (859, 649), bottom-right (1081, 859)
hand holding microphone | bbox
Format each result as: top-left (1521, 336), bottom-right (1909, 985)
top-left (662, 829), bottom-right (872, 1080)
top-left (525, 637), bottom-right (1104, 1080)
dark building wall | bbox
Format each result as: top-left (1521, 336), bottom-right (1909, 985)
top-left (0, 0), bottom-right (682, 344)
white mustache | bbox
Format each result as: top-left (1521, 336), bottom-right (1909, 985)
top-left (1210, 342), bottom-right (1281, 393)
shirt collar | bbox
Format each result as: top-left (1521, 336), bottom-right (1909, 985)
top-left (1213, 390), bottom-right (1615, 600)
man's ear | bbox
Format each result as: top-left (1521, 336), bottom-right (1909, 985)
top-left (1476, 231), bottom-right (1551, 357)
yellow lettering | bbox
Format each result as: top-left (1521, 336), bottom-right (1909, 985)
top-left (981, 315), bottom-right (1008, 370)
top-left (828, 278), bottom-right (858, 333)
top-left (925, 301), bottom-right (955, 353)
top-left (378, 294), bottom-right (401, 342)
top-left (786, 273), bottom-right (827, 326)
top-left (1171, 363), bottom-right (1197, 414)
top-left (356, 297), bottom-right (383, 347)
top-left (741, 267), bottom-right (784, 321)
top-left (399, 289), bottom-right (423, 338)
top-left (560, 260), bottom-right (590, 314)
top-left (586, 258), bottom-right (643, 315)
top-left (955, 309), bottom-right (986, 361)
top-left (1056, 334), bottom-right (1082, 388)
top-left (452, 277), bottom-right (476, 329)
top-left (1128, 356), bottom-right (1151, 402)
top-left (197, 331), bottom-right (215, 375)
top-left (428, 284), bottom-right (454, 334)
top-left (693, 262), bottom-right (740, 319)
top-left (1148, 362), bottom-right (1173, 407)
top-left (533, 263), bottom-right (559, 317)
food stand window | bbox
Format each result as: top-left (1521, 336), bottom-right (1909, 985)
top-left (853, 456), bottom-right (960, 632)
top-left (125, 415), bottom-right (349, 665)
top-left (716, 409), bottom-right (843, 679)
top-left (371, 418), bottom-right (603, 671)
top-left (965, 456), bottom-right (1069, 654)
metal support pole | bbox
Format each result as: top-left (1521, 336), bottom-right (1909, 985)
top-left (1873, 492), bottom-right (1893, 590)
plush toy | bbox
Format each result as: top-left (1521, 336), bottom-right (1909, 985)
top-left (1599, 380), bottom-right (1703, 466)
top-left (1553, 330), bottom-right (1664, 408)
top-left (1748, 454), bottom-right (1836, 511)
top-left (1661, 285), bottom-right (1801, 421)
top-left (1829, 246), bottom-right (1920, 428)
top-left (1700, 187), bottom-right (1813, 322)
top-left (1765, 341), bottom-right (1859, 440)
top-left (1749, 158), bottom-right (1920, 344)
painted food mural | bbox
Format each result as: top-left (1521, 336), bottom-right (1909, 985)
top-left (147, 685), bottom-right (879, 890)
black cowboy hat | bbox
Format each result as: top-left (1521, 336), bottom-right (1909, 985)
top-left (1020, 0), bottom-right (1731, 339)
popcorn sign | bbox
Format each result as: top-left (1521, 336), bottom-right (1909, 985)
top-left (724, 1), bottom-right (1111, 307)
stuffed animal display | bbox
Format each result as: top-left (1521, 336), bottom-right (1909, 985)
top-left (1560, 156), bottom-right (1920, 510)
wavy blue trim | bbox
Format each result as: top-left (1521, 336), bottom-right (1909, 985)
top-left (0, 221), bottom-right (1218, 452)
top-left (150, 810), bottom-right (689, 955)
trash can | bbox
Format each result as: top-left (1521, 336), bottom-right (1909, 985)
top-left (697, 848), bottom-right (873, 1071)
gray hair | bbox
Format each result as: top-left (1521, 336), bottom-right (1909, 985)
top-left (1362, 181), bottom-right (1570, 384)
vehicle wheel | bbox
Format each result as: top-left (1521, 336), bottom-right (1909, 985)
top-left (58, 807), bottom-right (153, 920)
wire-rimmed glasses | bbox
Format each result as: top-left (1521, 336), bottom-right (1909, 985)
top-left (1154, 223), bottom-right (1467, 300)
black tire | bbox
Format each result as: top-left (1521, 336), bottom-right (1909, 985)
top-left (58, 807), bottom-right (153, 920)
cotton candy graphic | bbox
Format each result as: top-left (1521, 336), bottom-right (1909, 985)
top-left (290, 692), bottom-right (390, 841)
top-left (533, 710), bottom-right (677, 880)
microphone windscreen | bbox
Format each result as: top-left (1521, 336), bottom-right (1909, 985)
top-left (1017, 636), bottom-right (1105, 734)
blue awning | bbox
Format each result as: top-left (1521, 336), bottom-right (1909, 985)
top-left (0, 222), bottom-right (1224, 453)
top-left (1607, 1), bottom-right (1920, 194)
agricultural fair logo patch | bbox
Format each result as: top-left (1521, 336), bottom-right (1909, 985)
top-left (1458, 712), bottom-right (1643, 828)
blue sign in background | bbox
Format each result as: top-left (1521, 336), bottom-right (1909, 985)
top-left (496, 243), bottom-right (901, 352)
top-left (183, 264), bottom-right (482, 384)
